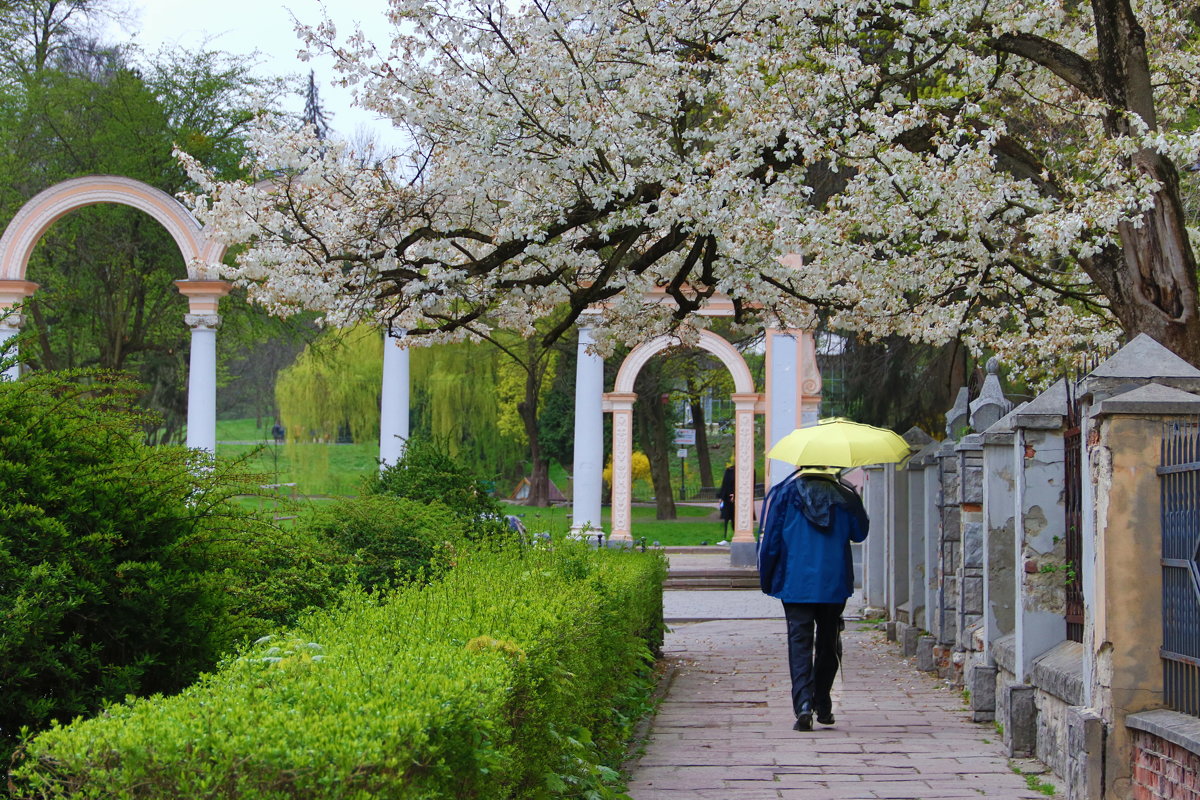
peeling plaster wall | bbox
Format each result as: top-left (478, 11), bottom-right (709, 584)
top-left (1015, 426), bottom-right (1068, 680)
top-left (1091, 414), bottom-right (1167, 799)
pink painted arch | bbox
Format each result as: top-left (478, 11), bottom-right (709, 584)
top-left (0, 175), bottom-right (226, 281)
top-left (613, 329), bottom-right (756, 395)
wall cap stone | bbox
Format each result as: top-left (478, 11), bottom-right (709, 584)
top-left (955, 432), bottom-right (984, 452)
top-left (1091, 382), bottom-right (1200, 418)
top-left (982, 400), bottom-right (1028, 440)
top-left (1127, 709), bottom-right (1200, 758)
top-left (1030, 640), bottom-right (1085, 706)
top-left (982, 430), bottom-right (1015, 446)
top-left (1083, 334), bottom-right (1200, 401)
top-left (1014, 379), bottom-right (1068, 430)
top-left (1089, 334), bottom-right (1200, 381)
top-left (993, 633), bottom-right (1016, 674)
top-left (908, 439), bottom-right (941, 469)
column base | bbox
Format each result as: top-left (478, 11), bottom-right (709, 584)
top-left (569, 528), bottom-right (610, 548)
top-left (730, 540), bottom-right (758, 568)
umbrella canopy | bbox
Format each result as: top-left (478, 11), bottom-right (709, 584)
top-left (768, 417), bottom-right (912, 469)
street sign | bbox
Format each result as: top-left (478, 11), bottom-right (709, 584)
top-left (673, 428), bottom-right (696, 446)
top-left (677, 448), bottom-right (689, 459)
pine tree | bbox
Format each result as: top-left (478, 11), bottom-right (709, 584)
top-left (301, 69), bottom-right (330, 140)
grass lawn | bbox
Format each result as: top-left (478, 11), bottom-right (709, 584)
top-left (500, 501), bottom-right (735, 547)
top-left (215, 418), bottom-right (745, 546)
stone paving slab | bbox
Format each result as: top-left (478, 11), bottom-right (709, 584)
top-left (627, 611), bottom-right (1057, 799)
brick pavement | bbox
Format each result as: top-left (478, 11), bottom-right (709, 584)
top-left (626, 612), bottom-right (1056, 799)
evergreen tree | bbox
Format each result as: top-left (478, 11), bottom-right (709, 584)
top-left (301, 69), bottom-right (330, 141)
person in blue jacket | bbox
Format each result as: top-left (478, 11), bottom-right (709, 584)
top-left (758, 466), bottom-right (869, 731)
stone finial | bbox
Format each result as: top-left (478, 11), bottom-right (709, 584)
top-left (969, 358), bottom-right (1013, 433)
top-left (946, 386), bottom-right (970, 439)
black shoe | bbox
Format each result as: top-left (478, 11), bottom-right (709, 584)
top-left (816, 711), bottom-right (835, 725)
top-left (793, 713), bottom-right (813, 731)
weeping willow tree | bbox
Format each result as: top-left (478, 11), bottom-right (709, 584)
top-left (275, 325), bottom-right (383, 494)
top-left (276, 328), bottom-right (527, 495)
top-left (410, 341), bottom-right (525, 487)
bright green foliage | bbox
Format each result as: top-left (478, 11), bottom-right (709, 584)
top-left (276, 324), bottom-right (383, 446)
top-left (365, 437), bottom-right (507, 534)
top-left (411, 341), bottom-right (526, 484)
top-left (13, 543), bottom-right (668, 800)
top-left (208, 520), bottom-right (352, 646)
top-left (297, 494), bottom-right (468, 590)
top-left (0, 368), bottom-right (273, 769)
top-left (275, 325), bottom-right (383, 492)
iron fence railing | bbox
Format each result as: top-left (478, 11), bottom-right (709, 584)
top-left (1158, 419), bottom-right (1200, 716)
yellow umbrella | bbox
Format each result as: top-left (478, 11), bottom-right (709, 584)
top-left (767, 417), bottom-right (912, 468)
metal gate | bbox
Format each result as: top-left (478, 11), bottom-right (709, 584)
top-left (1158, 419), bottom-right (1200, 716)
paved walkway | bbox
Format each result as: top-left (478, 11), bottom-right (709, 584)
top-left (628, 588), bottom-right (1058, 799)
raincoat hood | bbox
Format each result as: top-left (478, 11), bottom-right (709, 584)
top-left (789, 475), bottom-right (854, 530)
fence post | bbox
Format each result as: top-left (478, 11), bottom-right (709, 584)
top-left (1084, 375), bottom-right (1200, 797)
top-left (934, 438), bottom-right (960, 675)
top-left (861, 463), bottom-right (888, 616)
top-left (907, 438), bottom-right (938, 631)
top-left (981, 406), bottom-right (1020, 663)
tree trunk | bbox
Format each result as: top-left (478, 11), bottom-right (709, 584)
top-left (634, 372), bottom-right (676, 520)
top-left (1086, 0), bottom-right (1200, 364)
top-left (690, 398), bottom-right (714, 488)
top-left (518, 389), bottom-right (550, 506)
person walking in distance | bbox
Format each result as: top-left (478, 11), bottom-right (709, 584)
top-left (757, 466), bottom-right (869, 731)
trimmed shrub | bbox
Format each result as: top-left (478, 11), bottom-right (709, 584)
top-left (365, 437), bottom-right (508, 536)
top-left (207, 521), bottom-right (352, 645)
top-left (12, 542), bottom-right (668, 800)
top-left (296, 494), bottom-right (468, 590)
top-left (0, 370), bottom-right (273, 770)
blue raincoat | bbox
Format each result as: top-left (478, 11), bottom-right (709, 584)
top-left (757, 472), bottom-right (869, 603)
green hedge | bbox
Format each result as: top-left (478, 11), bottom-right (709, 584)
top-left (11, 542), bottom-right (667, 800)
top-left (0, 370), bottom-right (276, 771)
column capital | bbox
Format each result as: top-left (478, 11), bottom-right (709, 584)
top-left (185, 313), bottom-right (221, 330)
top-left (603, 391), bottom-right (637, 412)
top-left (0, 279), bottom-right (38, 309)
top-left (175, 279), bottom-right (232, 315)
top-left (732, 392), bottom-right (764, 411)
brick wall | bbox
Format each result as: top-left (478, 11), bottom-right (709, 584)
top-left (1132, 729), bottom-right (1200, 800)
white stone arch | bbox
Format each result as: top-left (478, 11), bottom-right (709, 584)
top-left (0, 175), bottom-right (226, 280)
top-left (0, 175), bottom-right (230, 451)
top-left (613, 329), bottom-right (756, 395)
top-left (604, 329), bottom-right (764, 552)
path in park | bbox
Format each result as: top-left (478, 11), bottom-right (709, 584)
top-left (626, 552), bottom-right (1060, 799)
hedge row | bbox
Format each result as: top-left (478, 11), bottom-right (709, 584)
top-left (12, 543), bottom-right (667, 800)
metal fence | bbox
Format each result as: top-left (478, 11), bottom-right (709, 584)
top-left (1159, 419), bottom-right (1200, 716)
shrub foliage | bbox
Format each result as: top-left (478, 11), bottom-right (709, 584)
top-left (12, 543), bottom-right (667, 799)
top-left (366, 436), bottom-right (504, 524)
top-left (0, 371), bottom-right (270, 768)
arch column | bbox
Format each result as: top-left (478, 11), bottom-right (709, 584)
top-left (764, 329), bottom-right (823, 490)
top-left (571, 320), bottom-right (604, 535)
top-left (607, 392), bottom-right (637, 542)
top-left (176, 280), bottom-right (231, 453)
top-left (379, 331), bottom-right (410, 468)
top-left (0, 280), bottom-right (37, 380)
top-left (731, 392), bottom-right (761, 566)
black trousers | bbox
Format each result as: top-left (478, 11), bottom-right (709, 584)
top-left (782, 601), bottom-right (846, 718)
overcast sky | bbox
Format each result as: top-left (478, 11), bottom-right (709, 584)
top-left (108, 0), bottom-right (405, 149)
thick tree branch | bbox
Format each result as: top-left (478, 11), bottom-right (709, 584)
top-left (990, 32), bottom-right (1101, 99)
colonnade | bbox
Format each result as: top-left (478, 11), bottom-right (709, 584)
top-left (2, 178), bottom-right (823, 558)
